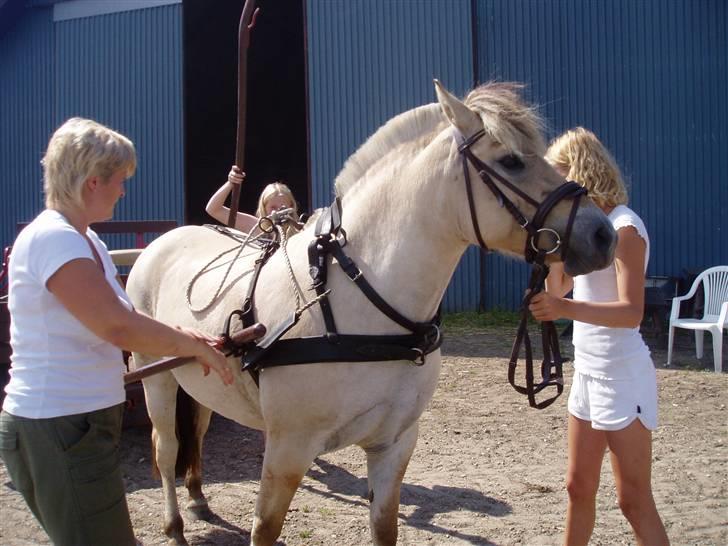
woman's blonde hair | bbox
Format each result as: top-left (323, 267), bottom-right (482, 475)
top-left (42, 117), bottom-right (136, 209)
top-left (545, 127), bottom-right (628, 209)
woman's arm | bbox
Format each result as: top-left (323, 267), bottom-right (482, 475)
top-left (545, 261), bottom-right (573, 297)
top-left (529, 226), bottom-right (646, 328)
top-left (205, 166), bottom-right (259, 232)
top-left (46, 259), bottom-right (234, 384)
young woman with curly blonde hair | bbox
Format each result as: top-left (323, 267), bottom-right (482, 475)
top-left (530, 127), bottom-right (669, 546)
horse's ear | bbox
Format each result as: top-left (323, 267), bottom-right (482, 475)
top-left (434, 79), bottom-right (481, 137)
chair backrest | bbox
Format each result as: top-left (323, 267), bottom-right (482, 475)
top-left (693, 266), bottom-right (728, 320)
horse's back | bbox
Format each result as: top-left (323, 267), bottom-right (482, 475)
top-left (126, 225), bottom-right (257, 325)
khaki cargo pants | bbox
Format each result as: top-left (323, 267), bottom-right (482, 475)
top-left (0, 403), bottom-right (136, 546)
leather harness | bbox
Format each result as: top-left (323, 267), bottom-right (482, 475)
top-left (216, 201), bottom-right (442, 387)
top-left (214, 128), bottom-right (586, 409)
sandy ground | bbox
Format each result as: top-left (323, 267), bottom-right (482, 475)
top-left (1, 325), bottom-right (726, 546)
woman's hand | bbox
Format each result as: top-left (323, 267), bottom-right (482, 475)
top-left (176, 326), bottom-right (234, 385)
top-left (228, 166), bottom-right (245, 186)
top-left (528, 291), bottom-right (565, 322)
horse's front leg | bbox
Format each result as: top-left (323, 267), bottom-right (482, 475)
top-left (364, 422), bottom-right (419, 546)
top-left (251, 432), bottom-right (318, 546)
top-left (142, 372), bottom-right (188, 546)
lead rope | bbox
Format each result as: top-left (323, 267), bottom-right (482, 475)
top-left (188, 211), bottom-right (314, 321)
top-left (186, 221), bottom-right (271, 313)
top-left (274, 218), bottom-right (310, 316)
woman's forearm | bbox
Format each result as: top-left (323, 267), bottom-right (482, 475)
top-left (545, 263), bottom-right (573, 297)
top-left (560, 298), bottom-right (644, 329)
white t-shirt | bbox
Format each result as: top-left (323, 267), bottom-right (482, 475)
top-left (2, 209), bottom-right (132, 418)
top-left (572, 205), bottom-right (653, 380)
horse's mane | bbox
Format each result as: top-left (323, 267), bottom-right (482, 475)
top-left (334, 103), bottom-right (444, 197)
top-left (334, 82), bottom-right (546, 198)
top-left (464, 81), bottom-right (546, 157)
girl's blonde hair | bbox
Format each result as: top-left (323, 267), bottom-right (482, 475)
top-left (545, 127), bottom-right (628, 209)
top-left (256, 182), bottom-right (298, 217)
top-left (42, 117), bottom-right (136, 209)
top-left (256, 182), bottom-right (300, 236)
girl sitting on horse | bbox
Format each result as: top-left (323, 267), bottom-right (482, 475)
top-left (206, 165), bottom-right (300, 237)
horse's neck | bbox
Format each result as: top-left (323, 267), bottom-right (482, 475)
top-left (338, 150), bottom-right (467, 322)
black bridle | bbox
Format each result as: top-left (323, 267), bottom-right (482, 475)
top-left (456, 128), bottom-right (586, 409)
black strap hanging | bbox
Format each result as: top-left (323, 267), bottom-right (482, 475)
top-left (507, 260), bottom-right (564, 409)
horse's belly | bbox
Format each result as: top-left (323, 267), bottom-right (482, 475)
top-left (258, 351), bottom-right (442, 451)
top-left (174, 364), bottom-right (265, 429)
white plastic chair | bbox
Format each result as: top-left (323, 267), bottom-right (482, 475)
top-left (667, 266), bottom-right (728, 372)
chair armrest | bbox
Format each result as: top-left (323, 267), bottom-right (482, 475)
top-left (719, 301), bottom-right (728, 328)
top-left (669, 296), bottom-right (685, 321)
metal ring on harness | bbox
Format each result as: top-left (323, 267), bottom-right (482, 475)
top-left (257, 216), bottom-right (275, 234)
top-left (530, 228), bottom-right (561, 255)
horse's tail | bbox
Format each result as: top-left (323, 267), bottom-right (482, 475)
top-left (151, 387), bottom-right (201, 480)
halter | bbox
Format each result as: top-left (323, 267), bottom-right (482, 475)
top-left (456, 128), bottom-right (586, 409)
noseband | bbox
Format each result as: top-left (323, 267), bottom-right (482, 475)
top-left (456, 128), bottom-right (586, 409)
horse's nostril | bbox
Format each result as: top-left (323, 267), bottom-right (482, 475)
top-left (594, 224), bottom-right (614, 252)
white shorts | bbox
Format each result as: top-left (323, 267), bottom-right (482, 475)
top-left (568, 369), bottom-right (658, 431)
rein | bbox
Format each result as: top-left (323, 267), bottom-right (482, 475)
top-left (456, 128), bottom-right (585, 409)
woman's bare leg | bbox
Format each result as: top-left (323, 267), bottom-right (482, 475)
top-left (607, 419), bottom-right (669, 546)
top-left (564, 414), bottom-right (607, 546)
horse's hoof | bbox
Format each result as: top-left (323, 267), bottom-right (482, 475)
top-left (185, 499), bottom-right (213, 522)
top-left (167, 538), bottom-right (188, 546)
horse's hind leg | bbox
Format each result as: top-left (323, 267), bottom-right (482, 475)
top-left (364, 422), bottom-right (419, 546)
top-left (184, 403), bottom-right (213, 521)
top-left (251, 433), bottom-right (317, 546)
top-left (142, 372), bottom-right (188, 546)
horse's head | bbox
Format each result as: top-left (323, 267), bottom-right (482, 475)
top-left (434, 80), bottom-right (616, 276)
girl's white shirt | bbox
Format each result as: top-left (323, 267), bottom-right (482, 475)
top-left (572, 204), bottom-right (653, 380)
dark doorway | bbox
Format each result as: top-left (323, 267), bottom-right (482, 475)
top-left (183, 0), bottom-right (308, 225)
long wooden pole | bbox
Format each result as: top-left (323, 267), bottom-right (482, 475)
top-left (124, 322), bottom-right (266, 384)
top-left (227, 0), bottom-right (260, 227)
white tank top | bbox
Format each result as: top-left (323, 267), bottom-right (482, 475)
top-left (572, 205), bottom-right (653, 380)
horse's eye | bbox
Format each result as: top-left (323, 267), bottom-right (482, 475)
top-left (497, 154), bottom-right (524, 171)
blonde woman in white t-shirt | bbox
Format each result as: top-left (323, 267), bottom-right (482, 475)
top-left (529, 127), bottom-right (669, 546)
top-left (0, 118), bottom-right (234, 546)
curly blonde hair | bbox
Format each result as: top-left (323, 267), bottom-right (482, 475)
top-left (545, 127), bottom-right (627, 210)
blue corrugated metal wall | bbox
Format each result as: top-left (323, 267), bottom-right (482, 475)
top-left (477, 0), bottom-right (728, 309)
top-left (306, 0), bottom-right (482, 311)
top-left (0, 3), bottom-right (184, 251)
top-left (54, 6), bottom-right (184, 249)
top-left (0, 7), bottom-right (55, 251)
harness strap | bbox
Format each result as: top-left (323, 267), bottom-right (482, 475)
top-left (525, 181), bottom-right (585, 263)
top-left (308, 200), bottom-right (342, 337)
top-left (328, 242), bottom-right (436, 335)
top-left (461, 151), bottom-right (490, 250)
top-left (557, 190), bottom-right (582, 266)
top-left (244, 332), bottom-right (441, 371)
top-left (240, 240), bottom-right (279, 329)
top-left (507, 261), bottom-right (564, 409)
